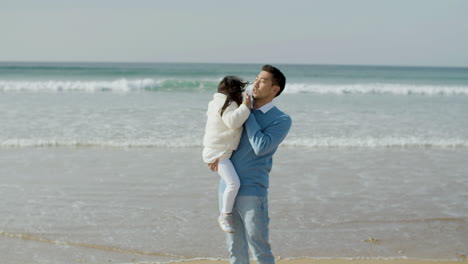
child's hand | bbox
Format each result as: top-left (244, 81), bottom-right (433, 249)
top-left (243, 93), bottom-right (251, 110)
top-left (208, 159), bottom-right (219, 172)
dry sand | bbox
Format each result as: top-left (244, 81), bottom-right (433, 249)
top-left (166, 259), bottom-right (466, 264)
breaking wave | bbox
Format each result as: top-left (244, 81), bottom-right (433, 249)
top-left (1, 79), bottom-right (467, 95)
top-left (284, 83), bottom-right (468, 96)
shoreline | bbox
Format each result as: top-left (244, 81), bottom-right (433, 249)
top-left (159, 258), bottom-right (468, 264)
top-left (1, 147), bottom-right (466, 263)
top-left (166, 258), bottom-right (467, 264)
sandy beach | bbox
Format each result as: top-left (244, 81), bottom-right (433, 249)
top-left (1, 146), bottom-right (467, 264)
top-left (168, 258), bottom-right (468, 264)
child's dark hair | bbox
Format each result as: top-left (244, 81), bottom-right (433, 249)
top-left (218, 76), bottom-right (248, 116)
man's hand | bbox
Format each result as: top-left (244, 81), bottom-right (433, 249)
top-left (208, 159), bottom-right (219, 172)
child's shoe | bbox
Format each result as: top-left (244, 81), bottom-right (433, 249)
top-left (218, 214), bottom-right (235, 233)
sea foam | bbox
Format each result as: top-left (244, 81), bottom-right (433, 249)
top-left (282, 137), bottom-right (468, 148)
top-left (1, 137), bottom-right (466, 148)
top-left (0, 79), bottom-right (160, 92)
top-left (1, 79), bottom-right (468, 95)
top-left (284, 83), bottom-right (468, 95)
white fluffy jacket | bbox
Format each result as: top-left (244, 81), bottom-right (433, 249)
top-left (203, 93), bottom-right (250, 158)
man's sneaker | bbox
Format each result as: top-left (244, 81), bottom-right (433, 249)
top-left (218, 214), bottom-right (235, 233)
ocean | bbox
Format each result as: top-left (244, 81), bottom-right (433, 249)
top-left (0, 62), bottom-right (467, 263)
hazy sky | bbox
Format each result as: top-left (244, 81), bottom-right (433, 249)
top-left (1, 0), bottom-right (467, 66)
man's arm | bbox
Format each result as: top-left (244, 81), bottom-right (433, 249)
top-left (244, 114), bottom-right (292, 156)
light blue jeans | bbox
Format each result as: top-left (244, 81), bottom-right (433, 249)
top-left (219, 192), bottom-right (275, 264)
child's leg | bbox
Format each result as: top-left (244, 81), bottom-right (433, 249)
top-left (217, 159), bottom-right (240, 214)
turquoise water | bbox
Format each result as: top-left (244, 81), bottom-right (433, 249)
top-left (1, 62), bottom-right (468, 92)
top-left (0, 62), bottom-right (467, 148)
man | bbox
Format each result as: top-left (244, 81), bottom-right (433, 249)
top-left (209, 65), bottom-right (292, 264)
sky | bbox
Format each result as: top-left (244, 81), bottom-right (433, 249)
top-left (1, 0), bottom-right (467, 67)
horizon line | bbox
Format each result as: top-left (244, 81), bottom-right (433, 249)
top-left (0, 60), bottom-right (467, 69)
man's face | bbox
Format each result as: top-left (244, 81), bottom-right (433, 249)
top-left (252, 71), bottom-right (278, 100)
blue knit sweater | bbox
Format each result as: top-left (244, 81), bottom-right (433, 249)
top-left (219, 105), bottom-right (292, 197)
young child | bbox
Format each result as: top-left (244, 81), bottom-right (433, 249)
top-left (203, 76), bottom-right (251, 233)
